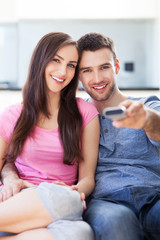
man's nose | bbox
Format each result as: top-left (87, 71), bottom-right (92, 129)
top-left (93, 70), bottom-right (100, 83)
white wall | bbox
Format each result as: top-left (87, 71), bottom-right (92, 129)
top-left (157, 0), bottom-right (160, 87)
top-left (17, 20), bottom-right (157, 89)
top-left (0, 0), bottom-right (158, 21)
top-left (0, 0), bottom-right (160, 89)
top-left (0, 24), bottom-right (18, 83)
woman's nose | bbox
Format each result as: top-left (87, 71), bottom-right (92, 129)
top-left (58, 65), bottom-right (67, 77)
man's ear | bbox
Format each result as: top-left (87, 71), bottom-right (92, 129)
top-left (115, 59), bottom-right (120, 74)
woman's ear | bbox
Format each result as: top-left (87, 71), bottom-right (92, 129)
top-left (115, 59), bottom-right (120, 75)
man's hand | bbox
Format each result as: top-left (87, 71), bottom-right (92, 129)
top-left (112, 99), bottom-right (160, 141)
top-left (0, 178), bottom-right (35, 202)
top-left (112, 100), bottom-right (147, 129)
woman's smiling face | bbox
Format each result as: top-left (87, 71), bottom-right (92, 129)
top-left (45, 44), bottom-right (78, 95)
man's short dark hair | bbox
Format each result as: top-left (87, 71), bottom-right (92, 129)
top-left (78, 32), bottom-right (117, 64)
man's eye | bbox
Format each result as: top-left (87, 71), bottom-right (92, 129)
top-left (101, 66), bottom-right (109, 70)
top-left (83, 69), bottom-right (90, 73)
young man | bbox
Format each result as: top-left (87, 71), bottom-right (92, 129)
top-left (77, 32), bottom-right (160, 240)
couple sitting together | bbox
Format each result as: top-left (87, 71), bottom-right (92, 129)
top-left (0, 31), bottom-right (160, 240)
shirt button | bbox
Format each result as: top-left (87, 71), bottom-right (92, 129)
top-left (104, 129), bottom-right (108, 133)
top-left (102, 116), bottom-right (105, 119)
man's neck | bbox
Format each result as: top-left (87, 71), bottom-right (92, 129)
top-left (91, 89), bottom-right (127, 114)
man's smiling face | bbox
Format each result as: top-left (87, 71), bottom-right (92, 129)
top-left (79, 47), bottom-right (120, 102)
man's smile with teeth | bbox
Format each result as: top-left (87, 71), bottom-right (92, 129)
top-left (51, 75), bottom-right (64, 82)
top-left (93, 84), bottom-right (107, 89)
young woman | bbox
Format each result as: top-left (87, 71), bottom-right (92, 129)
top-left (0, 32), bottom-right (99, 240)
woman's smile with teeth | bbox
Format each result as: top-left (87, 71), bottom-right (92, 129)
top-left (51, 75), bottom-right (64, 82)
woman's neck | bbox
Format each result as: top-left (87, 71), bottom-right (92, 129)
top-left (47, 91), bottom-right (60, 113)
top-left (37, 92), bottom-right (60, 130)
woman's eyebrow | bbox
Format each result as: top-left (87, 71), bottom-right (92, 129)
top-left (55, 54), bottom-right (77, 64)
top-left (55, 54), bottom-right (64, 60)
top-left (70, 60), bottom-right (78, 64)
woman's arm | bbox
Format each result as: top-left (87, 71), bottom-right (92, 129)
top-left (0, 137), bottom-right (34, 202)
top-left (0, 137), bottom-right (8, 172)
top-left (0, 136), bottom-right (24, 201)
top-left (0, 162), bottom-right (35, 202)
top-left (75, 116), bottom-right (100, 197)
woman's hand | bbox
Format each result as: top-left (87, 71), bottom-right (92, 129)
top-left (53, 181), bottom-right (86, 210)
top-left (0, 179), bottom-right (35, 202)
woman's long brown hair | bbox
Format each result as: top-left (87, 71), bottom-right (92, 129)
top-left (6, 32), bottom-right (83, 165)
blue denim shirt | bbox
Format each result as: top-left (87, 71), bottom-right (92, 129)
top-left (87, 96), bottom-right (160, 214)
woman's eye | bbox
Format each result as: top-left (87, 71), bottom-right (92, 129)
top-left (52, 58), bottom-right (60, 63)
top-left (68, 64), bottom-right (76, 69)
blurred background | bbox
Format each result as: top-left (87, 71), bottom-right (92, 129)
top-left (0, 0), bottom-right (160, 111)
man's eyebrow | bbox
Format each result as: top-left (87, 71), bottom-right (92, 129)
top-left (55, 54), bottom-right (78, 64)
top-left (100, 62), bottom-right (111, 66)
top-left (79, 66), bottom-right (90, 71)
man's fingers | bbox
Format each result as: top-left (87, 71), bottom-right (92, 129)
top-left (121, 100), bottom-right (145, 117)
top-left (113, 100), bottom-right (147, 129)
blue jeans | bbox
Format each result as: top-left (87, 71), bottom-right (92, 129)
top-left (83, 198), bottom-right (160, 240)
top-left (0, 232), bottom-right (15, 237)
top-left (140, 199), bottom-right (160, 240)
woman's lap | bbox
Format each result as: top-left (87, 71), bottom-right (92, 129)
top-left (36, 182), bottom-right (83, 221)
top-left (37, 182), bottom-right (94, 239)
top-left (0, 183), bottom-right (94, 239)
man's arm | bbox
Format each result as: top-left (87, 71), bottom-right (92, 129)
top-left (0, 162), bottom-right (34, 201)
top-left (143, 107), bottom-right (160, 141)
top-left (112, 99), bottom-right (160, 142)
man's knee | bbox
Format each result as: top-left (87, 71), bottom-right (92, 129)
top-left (84, 200), bottom-right (143, 240)
top-left (85, 203), bottom-right (134, 231)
